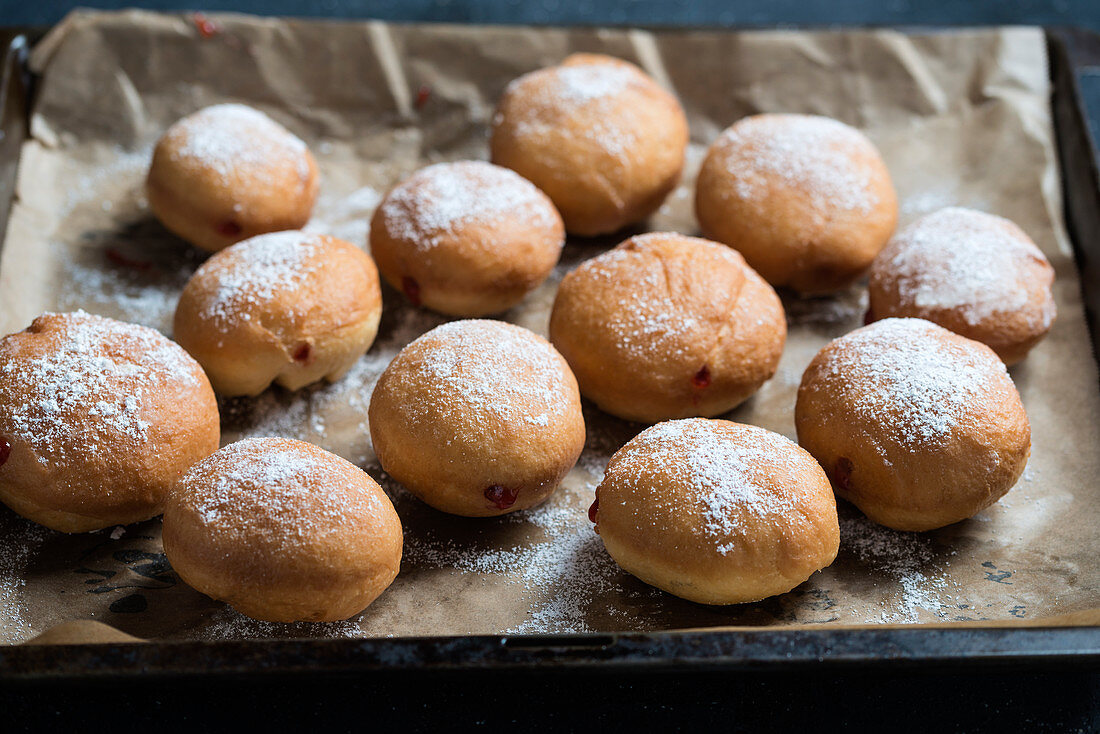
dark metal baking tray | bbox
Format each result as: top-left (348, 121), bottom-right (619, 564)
top-left (0, 24), bottom-right (1099, 683)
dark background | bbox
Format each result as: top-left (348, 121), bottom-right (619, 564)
top-left (3, 2), bottom-right (1100, 732)
top-left (1, 0), bottom-right (1100, 30)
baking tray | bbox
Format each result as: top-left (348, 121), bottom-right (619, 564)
top-left (1, 23), bottom-right (1099, 681)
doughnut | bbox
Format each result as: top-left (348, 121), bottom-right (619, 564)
top-left (490, 53), bottom-right (689, 236)
top-left (173, 231), bottom-right (382, 397)
top-left (0, 311), bottom-right (219, 533)
top-left (147, 104), bottom-right (319, 252)
top-left (868, 207), bottom-right (1056, 365)
top-left (162, 437), bottom-right (402, 622)
top-left (695, 113), bottom-right (898, 293)
top-left (368, 320), bottom-right (585, 517)
top-left (370, 160), bottom-right (564, 316)
top-left (592, 418), bottom-right (839, 605)
top-left (795, 318), bottom-right (1031, 531)
top-left (549, 232), bottom-right (786, 424)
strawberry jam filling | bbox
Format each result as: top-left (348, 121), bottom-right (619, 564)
top-left (292, 343), bottom-right (311, 362)
top-left (0, 438), bottom-right (10, 467)
top-left (402, 276), bottom-right (422, 306)
top-left (484, 484), bottom-right (519, 510)
top-left (691, 365), bottom-right (711, 388)
top-left (834, 456), bottom-right (854, 492)
top-left (218, 220), bottom-right (242, 238)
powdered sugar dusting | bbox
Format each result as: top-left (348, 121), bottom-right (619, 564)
top-left (193, 230), bottom-right (321, 326)
top-left (875, 207), bottom-right (1054, 327)
top-left (503, 60), bottom-right (648, 159)
top-left (553, 63), bottom-right (639, 104)
top-left (718, 114), bottom-right (880, 214)
top-left (169, 104), bottom-right (311, 187)
top-left (177, 438), bottom-right (383, 546)
top-left (379, 161), bottom-right (558, 251)
top-left (0, 311), bottom-right (201, 464)
top-left (574, 237), bottom-right (745, 363)
top-left (387, 320), bottom-right (573, 431)
top-left (812, 318), bottom-right (1009, 446)
top-left (607, 419), bottom-right (797, 554)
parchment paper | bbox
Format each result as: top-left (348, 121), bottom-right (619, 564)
top-left (1, 10), bottom-right (1097, 643)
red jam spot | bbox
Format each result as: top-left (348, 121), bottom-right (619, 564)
top-left (402, 276), bottom-right (422, 306)
top-left (834, 456), bottom-right (854, 492)
top-left (218, 220), bottom-right (242, 238)
top-left (105, 248), bottom-right (152, 272)
top-left (863, 309), bottom-right (874, 326)
top-left (193, 13), bottom-right (221, 38)
top-left (588, 497), bottom-right (599, 524)
top-left (484, 484), bottom-right (519, 510)
top-left (292, 343), bottom-right (311, 362)
top-left (415, 85), bottom-right (432, 109)
top-left (691, 365), bottom-right (711, 389)
top-left (0, 438), bottom-right (10, 468)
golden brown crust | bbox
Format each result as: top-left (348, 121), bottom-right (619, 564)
top-left (490, 53), bottom-right (689, 236)
top-left (162, 437), bottom-right (402, 622)
top-left (695, 113), bottom-right (898, 293)
top-left (0, 311), bottom-right (220, 533)
top-left (369, 161), bottom-right (564, 316)
top-left (595, 418), bottom-right (839, 605)
top-left (549, 232), bottom-right (786, 424)
top-left (146, 104), bottom-right (319, 253)
top-left (368, 320), bottom-right (585, 517)
top-left (868, 207), bottom-right (1056, 365)
top-left (173, 231), bottom-right (382, 396)
top-left (795, 318), bottom-right (1031, 531)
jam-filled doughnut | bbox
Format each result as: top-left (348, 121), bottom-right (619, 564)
top-left (173, 231), bottom-right (382, 397)
top-left (370, 160), bottom-right (564, 316)
top-left (490, 53), bottom-right (689, 236)
top-left (147, 104), bottom-right (319, 252)
top-left (592, 418), bottom-right (839, 604)
top-left (163, 437), bottom-right (402, 622)
top-left (549, 232), bottom-right (786, 424)
top-left (368, 319), bottom-right (585, 517)
top-left (0, 311), bottom-right (219, 532)
top-left (695, 113), bottom-right (898, 293)
top-left (795, 318), bottom-right (1031, 531)
top-left (868, 207), bottom-right (1056, 365)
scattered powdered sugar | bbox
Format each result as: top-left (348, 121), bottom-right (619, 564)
top-left (194, 230), bottom-right (321, 326)
top-left (388, 320), bottom-right (573, 431)
top-left (402, 476), bottom-right (633, 634)
top-left (608, 419), bottom-right (797, 554)
top-left (199, 605), bottom-right (365, 640)
top-left (305, 185), bottom-right (382, 245)
top-left (718, 114), bottom-right (879, 215)
top-left (812, 318), bottom-right (1009, 447)
top-left (875, 207), bottom-right (1054, 327)
top-left (379, 161), bottom-right (558, 251)
top-left (840, 513), bottom-right (951, 623)
top-left (62, 261), bottom-right (190, 332)
top-left (170, 103), bottom-right (311, 187)
top-left (0, 310), bottom-right (200, 463)
top-left (0, 515), bottom-right (51, 644)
